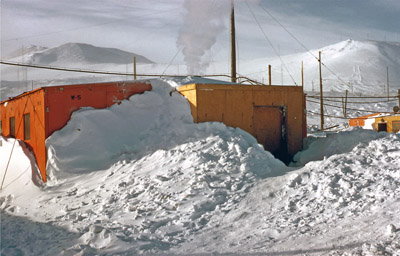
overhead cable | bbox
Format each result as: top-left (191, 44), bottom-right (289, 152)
top-left (244, 1), bottom-right (298, 86)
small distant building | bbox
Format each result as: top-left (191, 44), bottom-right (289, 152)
top-left (0, 81), bottom-right (152, 182)
top-left (350, 113), bottom-right (400, 132)
top-left (177, 83), bottom-right (306, 161)
top-left (349, 113), bottom-right (381, 128)
top-left (374, 115), bottom-right (400, 132)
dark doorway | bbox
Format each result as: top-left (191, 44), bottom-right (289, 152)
top-left (377, 122), bottom-right (387, 132)
top-left (253, 106), bottom-right (289, 163)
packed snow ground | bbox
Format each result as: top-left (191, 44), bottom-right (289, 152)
top-left (1, 78), bottom-right (400, 255)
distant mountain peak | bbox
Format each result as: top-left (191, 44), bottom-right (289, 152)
top-left (28, 42), bottom-right (154, 65)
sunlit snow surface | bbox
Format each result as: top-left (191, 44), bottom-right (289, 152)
top-left (1, 79), bottom-right (400, 255)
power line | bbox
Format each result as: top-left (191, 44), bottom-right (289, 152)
top-left (307, 95), bottom-right (398, 99)
top-left (161, 46), bottom-right (184, 77)
top-left (306, 99), bottom-right (392, 114)
top-left (307, 96), bottom-right (398, 104)
top-left (306, 110), bottom-right (351, 120)
top-left (244, 1), bottom-right (298, 86)
top-left (259, 5), bottom-right (318, 62)
top-left (0, 60), bottom-right (229, 79)
top-left (257, 3), bottom-right (354, 90)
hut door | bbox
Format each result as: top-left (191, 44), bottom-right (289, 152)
top-left (253, 106), bottom-right (284, 155)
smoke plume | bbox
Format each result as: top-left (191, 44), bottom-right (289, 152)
top-left (177, 0), bottom-right (231, 75)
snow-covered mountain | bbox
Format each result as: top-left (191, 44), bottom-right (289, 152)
top-left (9, 42), bottom-right (154, 65)
top-left (300, 40), bottom-right (400, 92)
top-left (237, 39), bottom-right (400, 93)
top-left (4, 45), bottom-right (48, 60)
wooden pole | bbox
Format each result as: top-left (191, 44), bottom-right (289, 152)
top-left (230, 0), bottom-right (237, 83)
top-left (398, 89), bottom-right (400, 108)
top-left (301, 61), bottom-right (304, 88)
top-left (268, 65), bottom-right (271, 86)
top-left (319, 51), bottom-right (324, 130)
top-left (133, 57), bottom-right (137, 80)
top-left (387, 66), bottom-right (389, 100)
top-left (344, 89), bottom-right (348, 118)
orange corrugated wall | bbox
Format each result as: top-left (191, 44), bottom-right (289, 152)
top-left (1, 81), bottom-right (152, 182)
top-left (44, 81), bottom-right (152, 137)
top-left (0, 89), bottom-right (47, 181)
top-left (349, 113), bottom-right (380, 127)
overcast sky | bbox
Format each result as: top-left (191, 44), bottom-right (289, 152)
top-left (1, 0), bottom-right (399, 64)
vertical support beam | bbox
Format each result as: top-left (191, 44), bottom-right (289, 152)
top-left (344, 89), bottom-right (348, 118)
top-left (387, 66), bottom-right (389, 100)
top-left (230, 0), bottom-right (237, 83)
top-left (319, 51), bottom-right (324, 130)
top-left (398, 89), bottom-right (400, 108)
top-left (301, 61), bottom-right (304, 88)
top-left (268, 65), bottom-right (271, 86)
top-left (133, 57), bottom-right (137, 80)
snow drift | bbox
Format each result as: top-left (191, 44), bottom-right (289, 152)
top-left (1, 79), bottom-right (400, 255)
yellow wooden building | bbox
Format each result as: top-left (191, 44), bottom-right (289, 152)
top-left (374, 115), bottom-right (400, 132)
top-left (177, 83), bottom-right (306, 162)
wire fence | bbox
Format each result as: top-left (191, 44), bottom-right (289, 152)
top-left (305, 92), bottom-right (400, 121)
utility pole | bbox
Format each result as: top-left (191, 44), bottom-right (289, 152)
top-left (387, 66), bottom-right (389, 100)
top-left (230, 0), bottom-right (237, 83)
top-left (301, 61), bottom-right (304, 88)
top-left (268, 65), bottom-right (271, 86)
top-left (319, 51), bottom-right (324, 130)
top-left (133, 57), bottom-right (137, 80)
top-left (398, 89), bottom-right (400, 108)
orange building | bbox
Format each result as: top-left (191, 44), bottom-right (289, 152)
top-left (177, 83), bottom-right (306, 162)
top-left (349, 113), bottom-right (381, 127)
top-left (0, 81), bottom-right (152, 182)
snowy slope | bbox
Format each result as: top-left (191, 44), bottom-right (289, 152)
top-left (1, 78), bottom-right (400, 255)
top-left (4, 45), bottom-right (48, 60)
top-left (236, 40), bottom-right (400, 93)
top-left (5, 42), bottom-right (153, 66)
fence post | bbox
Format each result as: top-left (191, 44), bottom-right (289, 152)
top-left (398, 89), bottom-right (400, 107)
top-left (319, 51), bottom-right (324, 130)
top-left (133, 57), bottom-right (137, 80)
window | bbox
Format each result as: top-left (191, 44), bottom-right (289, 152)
top-left (24, 113), bottom-right (31, 140)
top-left (9, 117), bottom-right (15, 138)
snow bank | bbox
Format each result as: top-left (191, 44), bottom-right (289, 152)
top-left (2, 78), bottom-right (400, 255)
top-left (174, 129), bottom-right (400, 254)
top-left (292, 127), bottom-right (389, 166)
top-left (0, 137), bottom-right (42, 196)
top-left (2, 78), bottom-right (287, 254)
top-left (46, 79), bottom-right (284, 180)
